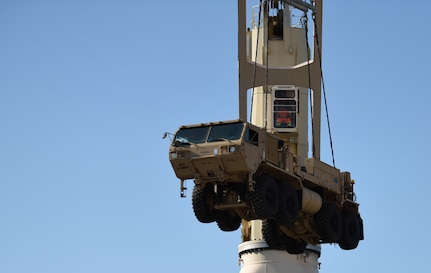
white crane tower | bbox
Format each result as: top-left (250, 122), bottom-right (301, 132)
top-left (166, 1), bottom-right (363, 272)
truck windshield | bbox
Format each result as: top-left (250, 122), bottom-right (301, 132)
top-left (174, 126), bottom-right (210, 144)
top-left (207, 123), bottom-right (244, 142)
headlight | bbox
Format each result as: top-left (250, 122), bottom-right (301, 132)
top-left (214, 148), bottom-right (219, 155)
top-left (171, 152), bottom-right (177, 159)
top-left (229, 146), bottom-right (236, 153)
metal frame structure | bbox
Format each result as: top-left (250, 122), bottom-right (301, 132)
top-left (237, 0), bottom-right (323, 159)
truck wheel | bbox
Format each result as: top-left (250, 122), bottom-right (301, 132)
top-left (276, 183), bottom-right (299, 225)
top-left (192, 184), bottom-right (215, 223)
top-left (215, 210), bottom-right (241, 232)
top-left (339, 211), bottom-right (360, 250)
top-left (262, 219), bottom-right (285, 250)
top-left (284, 236), bottom-right (307, 254)
top-left (262, 219), bottom-right (306, 254)
top-left (252, 174), bottom-right (279, 219)
top-left (314, 203), bottom-right (342, 243)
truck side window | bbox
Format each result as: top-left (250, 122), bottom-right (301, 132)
top-left (246, 128), bottom-right (259, 146)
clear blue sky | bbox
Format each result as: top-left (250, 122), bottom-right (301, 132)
top-left (1, 1), bottom-right (430, 272)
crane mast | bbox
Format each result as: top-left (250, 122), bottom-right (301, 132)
top-left (238, 0), bottom-right (322, 161)
top-left (239, 1), bottom-right (322, 272)
top-left (166, 1), bottom-right (364, 272)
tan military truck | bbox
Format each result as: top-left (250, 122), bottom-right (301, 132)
top-left (169, 119), bottom-right (363, 253)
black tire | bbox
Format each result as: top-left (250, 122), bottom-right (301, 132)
top-left (215, 210), bottom-right (241, 232)
top-left (276, 183), bottom-right (300, 225)
top-left (314, 203), bottom-right (342, 243)
top-left (339, 211), bottom-right (360, 250)
top-left (251, 174), bottom-right (279, 219)
top-left (284, 236), bottom-right (307, 254)
top-left (192, 184), bottom-right (216, 223)
top-left (262, 219), bottom-right (285, 250)
top-left (262, 219), bottom-right (306, 254)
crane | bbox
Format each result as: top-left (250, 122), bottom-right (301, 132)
top-left (166, 1), bottom-right (364, 272)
